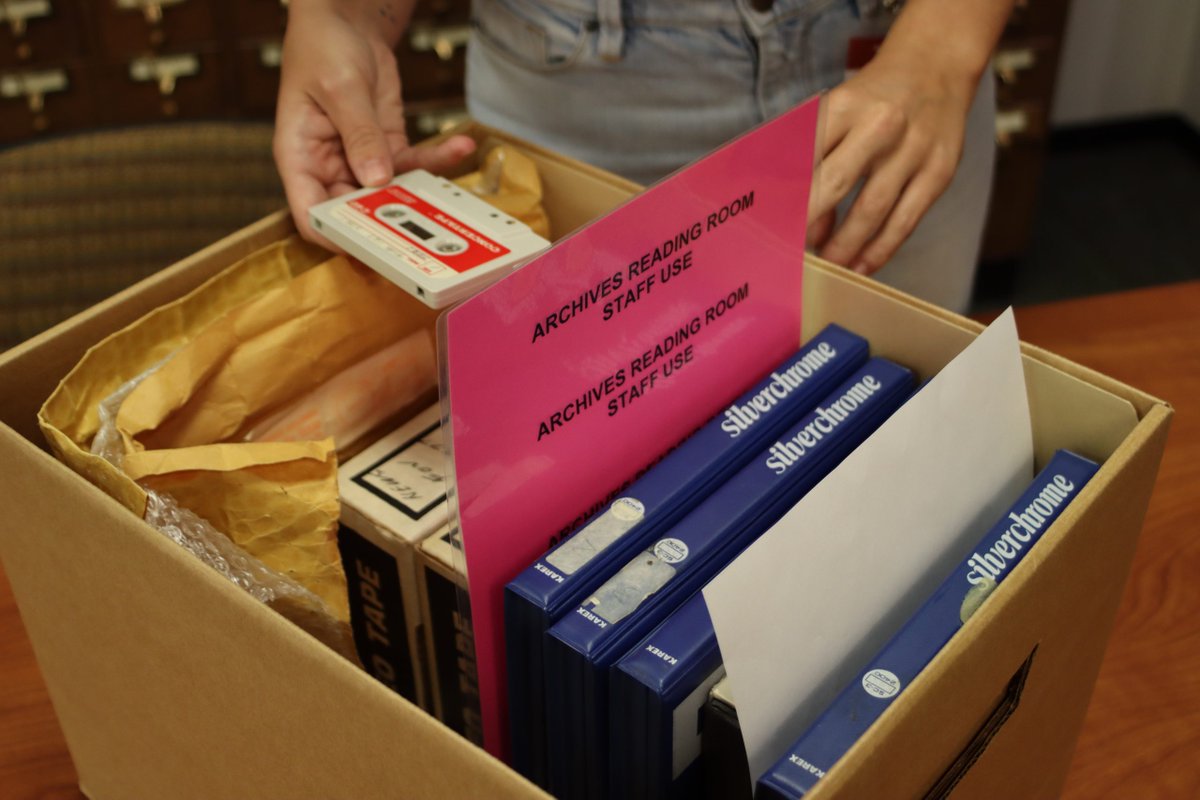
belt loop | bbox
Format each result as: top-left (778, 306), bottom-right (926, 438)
top-left (596, 0), bottom-right (625, 62)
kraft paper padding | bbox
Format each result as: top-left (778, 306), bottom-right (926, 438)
top-left (116, 255), bottom-right (438, 451)
top-left (38, 237), bottom-right (317, 518)
top-left (36, 238), bottom-right (425, 642)
top-left (454, 144), bottom-right (551, 239)
top-left (101, 255), bottom-right (435, 628)
top-left (124, 439), bottom-right (348, 621)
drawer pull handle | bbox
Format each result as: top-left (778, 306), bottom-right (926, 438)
top-left (260, 41), bottom-right (282, 69)
top-left (993, 47), bottom-right (1037, 85)
top-left (995, 109), bottom-right (1029, 147)
top-left (413, 107), bottom-right (468, 137)
top-left (129, 53), bottom-right (198, 95)
top-left (409, 22), bottom-right (470, 61)
top-left (115, 0), bottom-right (186, 25)
top-left (1, 0), bottom-right (51, 38)
top-left (1, 67), bottom-right (67, 112)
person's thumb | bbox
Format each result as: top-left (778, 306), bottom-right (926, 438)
top-left (320, 74), bottom-right (394, 187)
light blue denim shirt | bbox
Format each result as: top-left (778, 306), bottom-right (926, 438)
top-left (468, 0), bottom-right (889, 184)
top-left (466, 0), bottom-right (996, 312)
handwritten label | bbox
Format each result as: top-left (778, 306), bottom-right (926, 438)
top-left (353, 428), bottom-right (446, 520)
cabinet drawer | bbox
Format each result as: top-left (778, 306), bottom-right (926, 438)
top-left (235, 38), bottom-right (281, 116)
top-left (994, 101), bottom-right (1048, 149)
top-left (1005, 0), bottom-right (1071, 38)
top-left (95, 0), bottom-right (216, 56)
top-left (982, 142), bottom-right (1048, 261)
top-left (98, 49), bottom-right (223, 124)
top-left (0, 0), bottom-right (83, 67)
top-left (405, 97), bottom-right (467, 144)
top-left (993, 36), bottom-right (1058, 109)
top-left (0, 61), bottom-right (94, 141)
top-left (397, 36), bottom-right (466, 101)
top-left (412, 0), bottom-right (471, 26)
top-left (232, 0), bottom-right (288, 39)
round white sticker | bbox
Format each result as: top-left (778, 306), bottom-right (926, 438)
top-left (653, 538), bottom-right (689, 564)
top-left (610, 497), bottom-right (646, 523)
top-left (959, 576), bottom-right (997, 624)
top-left (862, 669), bottom-right (901, 699)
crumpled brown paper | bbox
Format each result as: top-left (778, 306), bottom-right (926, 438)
top-left (39, 237), bottom-right (439, 660)
top-left (123, 439), bottom-right (346, 617)
top-left (109, 255), bottom-right (437, 626)
top-left (40, 238), bottom-right (321, 518)
top-left (454, 144), bottom-right (551, 239)
top-left (37, 144), bottom-right (550, 663)
top-left (242, 328), bottom-right (437, 452)
top-left (117, 255), bottom-right (437, 452)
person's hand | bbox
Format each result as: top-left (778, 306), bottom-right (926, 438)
top-left (273, 0), bottom-right (476, 242)
top-left (807, 45), bottom-right (978, 275)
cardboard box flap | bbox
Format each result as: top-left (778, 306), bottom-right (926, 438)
top-left (1023, 357), bottom-right (1140, 466)
top-left (0, 423), bottom-right (550, 800)
top-left (41, 238), bottom-right (308, 448)
top-left (34, 238), bottom-right (318, 516)
top-left (0, 124), bottom-right (1174, 800)
top-left (806, 396), bottom-right (1171, 799)
top-left (803, 257), bottom-right (1141, 465)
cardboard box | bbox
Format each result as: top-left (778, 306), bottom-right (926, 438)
top-left (338, 404), bottom-right (450, 710)
top-left (0, 123), bottom-right (1171, 799)
top-left (416, 525), bottom-right (483, 746)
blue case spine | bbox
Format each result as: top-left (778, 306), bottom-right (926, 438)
top-left (608, 665), bottom-right (648, 798)
top-left (756, 449), bottom-right (1100, 799)
top-left (611, 591), bottom-right (724, 800)
top-left (547, 358), bottom-right (915, 800)
top-left (513, 324), bottom-right (869, 786)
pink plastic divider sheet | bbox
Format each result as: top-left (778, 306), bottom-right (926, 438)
top-left (442, 98), bottom-right (821, 758)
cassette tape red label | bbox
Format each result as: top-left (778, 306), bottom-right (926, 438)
top-left (310, 170), bottom-right (550, 308)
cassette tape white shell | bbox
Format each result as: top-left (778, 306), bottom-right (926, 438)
top-left (310, 170), bottom-right (551, 308)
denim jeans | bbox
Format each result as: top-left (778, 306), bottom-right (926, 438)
top-left (466, 0), bottom-right (995, 311)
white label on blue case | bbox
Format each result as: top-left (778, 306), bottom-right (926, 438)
top-left (862, 669), bottom-right (901, 698)
top-left (546, 497), bottom-right (645, 575)
top-left (654, 538), bottom-right (689, 564)
top-left (586, 550), bottom-right (676, 625)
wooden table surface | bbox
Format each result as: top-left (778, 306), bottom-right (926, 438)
top-left (2, 281), bottom-right (1197, 799)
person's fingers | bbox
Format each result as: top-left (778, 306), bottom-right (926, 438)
top-left (820, 119), bottom-right (851, 159)
top-left (817, 90), bottom-right (855, 158)
top-left (395, 135), bottom-right (478, 174)
top-left (852, 159), bottom-right (953, 274)
top-left (274, 98), bottom-right (327, 239)
top-left (818, 144), bottom-right (923, 268)
top-left (807, 209), bottom-right (836, 252)
top-left (808, 105), bottom-right (905, 225)
top-left (317, 71), bottom-right (394, 188)
top-left (281, 169), bottom-right (331, 243)
top-left (329, 180), bottom-right (358, 198)
top-left (818, 173), bottom-right (902, 267)
top-left (275, 104), bottom-right (360, 244)
top-left (374, 59), bottom-right (411, 156)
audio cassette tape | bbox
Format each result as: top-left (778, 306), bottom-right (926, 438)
top-left (310, 169), bottom-right (551, 308)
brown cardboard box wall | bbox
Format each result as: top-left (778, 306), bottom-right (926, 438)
top-left (0, 125), bottom-right (1171, 799)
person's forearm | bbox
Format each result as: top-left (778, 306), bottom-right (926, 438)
top-left (877, 0), bottom-right (1016, 94)
top-left (293, 0), bottom-right (418, 47)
